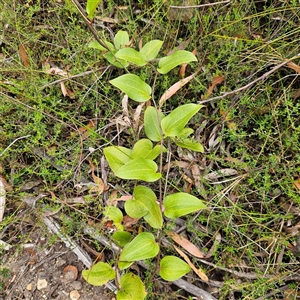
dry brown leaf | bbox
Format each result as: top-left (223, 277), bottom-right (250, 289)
top-left (159, 69), bottom-right (200, 107)
top-left (19, 44), bottom-right (29, 67)
top-left (88, 159), bottom-right (104, 194)
top-left (201, 75), bottom-right (225, 100)
top-left (174, 246), bottom-right (208, 282)
top-left (0, 176), bottom-right (6, 222)
top-left (45, 66), bottom-right (68, 77)
top-left (168, 232), bottom-right (205, 258)
top-left (204, 232), bottom-right (222, 258)
top-left (293, 178), bottom-right (300, 191)
top-left (122, 215), bottom-right (140, 228)
top-left (287, 62), bottom-right (300, 74)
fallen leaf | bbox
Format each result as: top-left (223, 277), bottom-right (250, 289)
top-left (159, 69), bottom-right (201, 107)
top-left (88, 159), bottom-right (105, 194)
top-left (293, 178), bottom-right (300, 191)
top-left (0, 177), bottom-right (6, 222)
top-left (287, 62), bottom-right (300, 74)
top-left (203, 168), bottom-right (239, 181)
top-left (19, 44), bottom-right (29, 67)
top-left (122, 215), bottom-right (140, 228)
top-left (201, 75), bottom-right (224, 100)
top-left (168, 232), bottom-right (205, 258)
top-left (174, 246), bottom-right (208, 282)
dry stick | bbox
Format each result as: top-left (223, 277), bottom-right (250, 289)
top-left (198, 55), bottom-right (300, 105)
top-left (170, 0), bottom-right (231, 9)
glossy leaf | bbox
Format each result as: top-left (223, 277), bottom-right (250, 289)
top-left (116, 157), bottom-right (161, 182)
top-left (86, 0), bottom-right (102, 19)
top-left (131, 139), bottom-right (165, 160)
top-left (160, 256), bottom-right (191, 281)
top-left (144, 106), bottom-right (164, 142)
top-left (125, 186), bottom-right (163, 229)
top-left (140, 40), bottom-right (163, 61)
top-left (103, 146), bottom-right (132, 174)
top-left (103, 206), bottom-right (123, 224)
top-left (110, 74), bottom-right (151, 102)
top-left (164, 193), bottom-right (206, 218)
top-left (161, 104), bottom-right (203, 137)
top-left (82, 262), bottom-right (115, 286)
top-left (174, 138), bottom-right (204, 152)
top-left (115, 48), bottom-right (147, 66)
top-left (119, 232), bottom-right (159, 269)
top-left (117, 273), bottom-right (147, 300)
top-left (112, 231), bottom-right (132, 247)
top-left (114, 30), bottom-right (129, 50)
top-left (157, 50), bottom-right (197, 74)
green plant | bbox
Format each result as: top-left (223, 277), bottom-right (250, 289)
top-left (81, 5), bottom-right (207, 297)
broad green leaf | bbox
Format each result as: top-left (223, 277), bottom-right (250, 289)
top-left (82, 262), bottom-right (115, 286)
top-left (104, 51), bottom-right (129, 69)
top-left (86, 0), bottom-right (102, 19)
top-left (115, 157), bottom-right (161, 182)
top-left (144, 106), bottom-right (164, 142)
top-left (103, 146), bottom-right (132, 174)
top-left (118, 261), bottom-right (134, 270)
top-left (119, 232), bottom-right (159, 268)
top-left (157, 50), bottom-right (197, 74)
top-left (164, 193), bottom-right (206, 218)
top-left (131, 139), bottom-right (165, 160)
top-left (115, 48), bottom-right (147, 66)
top-left (159, 256), bottom-right (190, 281)
top-left (112, 231), bottom-right (132, 247)
top-left (103, 206), bottom-right (123, 224)
top-left (110, 74), bottom-right (151, 102)
top-left (176, 127), bottom-right (194, 138)
top-left (125, 186), bottom-right (163, 229)
top-left (161, 104), bottom-right (203, 137)
top-left (117, 273), bottom-right (147, 300)
top-left (140, 40), bottom-right (163, 61)
top-left (114, 30), bottom-right (129, 50)
top-left (88, 40), bottom-right (106, 51)
top-left (125, 199), bottom-right (149, 219)
top-left (174, 138), bottom-right (204, 152)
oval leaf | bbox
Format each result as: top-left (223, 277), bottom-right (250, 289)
top-left (86, 0), bottom-right (102, 19)
top-left (157, 50), bottom-right (197, 74)
top-left (119, 232), bottom-right (159, 267)
top-left (104, 51), bottom-right (129, 69)
top-left (103, 206), bottom-right (123, 224)
top-left (116, 157), bottom-right (161, 182)
top-left (112, 231), bottom-right (132, 247)
top-left (125, 199), bottom-right (149, 219)
top-left (110, 74), bottom-right (151, 102)
top-left (174, 138), bottom-right (204, 152)
top-left (117, 273), bottom-right (147, 300)
top-left (144, 106), bottom-right (164, 142)
top-left (161, 104), bottom-right (203, 137)
top-left (164, 193), bottom-right (206, 218)
top-left (159, 256), bottom-right (191, 281)
top-left (115, 48), bottom-right (146, 66)
top-left (114, 30), bottom-right (129, 50)
top-left (103, 146), bottom-right (132, 174)
top-left (140, 40), bottom-right (163, 61)
top-left (131, 139), bottom-right (165, 160)
top-left (82, 262), bottom-right (115, 286)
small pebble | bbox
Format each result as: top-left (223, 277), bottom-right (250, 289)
top-left (37, 278), bottom-right (48, 290)
top-left (26, 283), bottom-right (33, 291)
top-left (70, 281), bottom-right (82, 290)
top-left (56, 257), bottom-right (66, 267)
top-left (70, 290), bottom-right (81, 300)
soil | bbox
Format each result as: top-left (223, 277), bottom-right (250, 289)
top-left (1, 229), bottom-right (113, 300)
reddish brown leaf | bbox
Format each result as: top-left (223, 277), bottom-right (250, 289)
top-left (201, 75), bottom-right (225, 100)
top-left (293, 178), bottom-right (300, 190)
top-left (88, 159), bottom-right (104, 194)
top-left (174, 246), bottom-right (208, 282)
top-left (19, 44), bottom-right (29, 67)
top-left (287, 62), bottom-right (300, 74)
top-left (168, 232), bottom-right (205, 258)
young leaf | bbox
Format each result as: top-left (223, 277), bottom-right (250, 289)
top-left (86, 0), bottom-right (102, 19)
top-left (119, 232), bottom-right (159, 268)
top-left (125, 186), bottom-right (163, 229)
top-left (103, 146), bottom-right (132, 174)
top-left (144, 106), bottom-right (164, 142)
top-left (103, 206), bottom-right (123, 224)
top-left (114, 30), bottom-right (129, 50)
top-left (115, 157), bottom-right (161, 182)
top-left (115, 48), bottom-right (147, 66)
top-left (117, 273), bottom-right (147, 300)
top-left (140, 40), bottom-right (163, 61)
top-left (157, 50), bottom-right (197, 74)
top-left (82, 262), bottom-right (115, 286)
top-left (125, 199), bottom-right (149, 219)
top-left (112, 231), bottom-right (132, 247)
top-left (88, 41), bottom-right (107, 51)
top-left (164, 193), bottom-right (206, 218)
top-left (174, 138), bottom-right (204, 152)
top-left (161, 104), bottom-right (203, 137)
top-left (110, 74), bottom-right (152, 102)
top-left (176, 127), bottom-right (194, 138)
top-left (159, 256), bottom-right (191, 281)
top-left (131, 139), bottom-right (165, 160)
top-left (104, 51), bottom-right (129, 69)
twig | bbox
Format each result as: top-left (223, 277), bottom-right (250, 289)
top-left (170, 0), bottom-right (231, 9)
top-left (198, 54), bottom-right (300, 104)
top-left (0, 135), bottom-right (31, 157)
